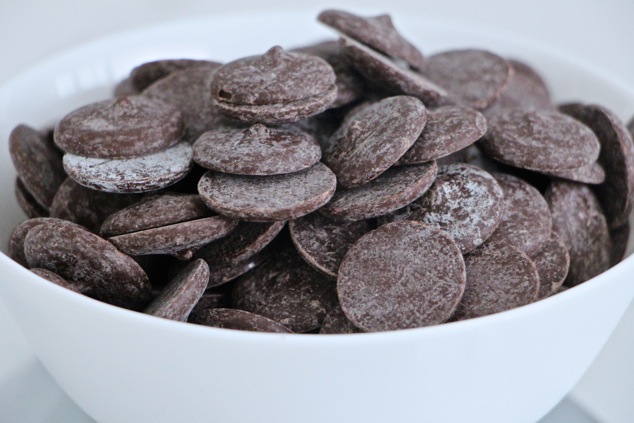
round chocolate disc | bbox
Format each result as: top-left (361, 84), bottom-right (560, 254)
top-left (486, 173), bottom-right (552, 256)
top-left (479, 109), bottom-right (601, 172)
top-left (232, 248), bottom-right (338, 333)
top-left (425, 49), bottom-right (511, 110)
top-left (560, 103), bottom-right (634, 228)
top-left (63, 142), bottom-right (193, 193)
top-left (54, 95), bottom-right (184, 159)
top-left (289, 213), bottom-right (371, 278)
top-left (197, 163), bottom-right (336, 221)
top-left (193, 123), bottom-right (321, 175)
top-left (144, 259), bottom-right (209, 322)
top-left (545, 181), bottom-right (611, 286)
top-left (530, 232), bottom-right (570, 299)
top-left (337, 221), bottom-right (466, 332)
top-left (452, 242), bottom-right (539, 320)
top-left (320, 161), bottom-right (438, 221)
top-left (9, 217), bottom-right (81, 267)
top-left (398, 106), bottom-right (487, 165)
top-left (24, 221), bottom-right (152, 309)
top-left (193, 308), bottom-right (292, 333)
top-left (324, 95), bottom-right (427, 188)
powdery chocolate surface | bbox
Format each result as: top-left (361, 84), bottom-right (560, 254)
top-left (318, 10), bottom-right (426, 71)
top-left (452, 242), bottom-right (539, 320)
top-left (386, 163), bottom-right (504, 254)
top-left (192, 308), bottom-right (292, 333)
top-left (480, 110), bottom-right (601, 172)
top-left (543, 161), bottom-right (606, 185)
top-left (399, 106), bottom-right (487, 164)
top-left (101, 193), bottom-right (212, 237)
top-left (337, 221), bottom-right (466, 332)
top-left (24, 221), bottom-right (151, 310)
top-left (319, 303), bottom-right (363, 334)
top-left (425, 49), bottom-right (510, 110)
top-left (193, 124), bottom-right (321, 175)
top-left (144, 259), bottom-right (209, 322)
top-left (232, 248), bottom-right (338, 333)
top-left (195, 221), bottom-right (286, 266)
top-left (197, 163), bottom-right (336, 221)
top-left (487, 173), bottom-right (552, 256)
top-left (63, 142), bottom-right (193, 193)
top-left (320, 161), bottom-right (438, 221)
top-left (108, 216), bottom-right (238, 257)
top-left (560, 103), bottom-right (634, 228)
top-left (531, 232), bottom-right (570, 299)
top-left (30, 268), bottom-right (87, 294)
top-left (50, 178), bottom-right (142, 233)
top-left (9, 125), bottom-right (65, 209)
top-left (325, 95), bottom-right (427, 188)
top-left (54, 96), bottom-right (184, 159)
top-left (545, 181), bottom-right (611, 286)
top-left (289, 213), bottom-right (371, 278)
top-left (9, 218), bottom-right (82, 267)
top-left (340, 36), bottom-right (446, 107)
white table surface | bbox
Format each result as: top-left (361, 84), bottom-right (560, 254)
top-left (1, 1), bottom-right (634, 422)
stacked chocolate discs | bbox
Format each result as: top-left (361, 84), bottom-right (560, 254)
top-left (7, 8), bottom-right (634, 334)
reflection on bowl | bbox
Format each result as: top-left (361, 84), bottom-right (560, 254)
top-left (0, 11), bottom-right (633, 423)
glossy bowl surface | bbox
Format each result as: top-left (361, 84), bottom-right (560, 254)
top-left (0, 11), bottom-right (633, 423)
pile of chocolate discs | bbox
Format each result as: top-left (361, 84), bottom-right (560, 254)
top-left (7, 9), bottom-right (634, 333)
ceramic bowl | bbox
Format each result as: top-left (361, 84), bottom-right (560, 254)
top-left (0, 11), bottom-right (633, 423)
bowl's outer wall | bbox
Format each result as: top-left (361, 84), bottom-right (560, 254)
top-left (0, 12), bottom-right (633, 423)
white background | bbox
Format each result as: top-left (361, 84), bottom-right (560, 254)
top-left (1, 1), bottom-right (634, 422)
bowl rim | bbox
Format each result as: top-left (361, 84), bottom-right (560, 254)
top-left (0, 11), bottom-right (633, 344)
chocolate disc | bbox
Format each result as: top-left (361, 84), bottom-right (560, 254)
top-left (479, 109), bottom-right (601, 172)
top-left (24, 221), bottom-right (152, 309)
top-left (101, 193), bottom-right (212, 237)
top-left (194, 221), bottom-right (286, 266)
top-left (143, 65), bottom-right (222, 141)
top-left (108, 215), bottom-right (238, 257)
top-left (560, 103), bottom-right (634, 228)
top-left (318, 10), bottom-right (426, 71)
top-left (131, 59), bottom-right (220, 92)
top-left (338, 221), bottom-right (466, 332)
top-left (9, 125), bottom-right (65, 208)
top-left (545, 181), bottom-right (611, 286)
top-left (319, 304), bottom-right (363, 334)
top-left (384, 164), bottom-right (504, 254)
top-left (193, 124), bottom-right (321, 175)
top-left (398, 106), bottom-right (487, 165)
top-left (9, 217), bottom-right (81, 267)
top-left (339, 36), bottom-right (447, 107)
top-left (63, 142), bottom-right (193, 193)
top-left (543, 161), bottom-right (606, 185)
top-left (320, 161), bottom-right (438, 221)
top-left (192, 308), bottom-right (293, 333)
top-left (50, 178), bottom-right (143, 233)
top-left (30, 268), bottom-right (87, 294)
top-left (232, 248), bottom-right (338, 332)
top-left (325, 95), bottom-right (427, 188)
top-left (289, 213), bottom-right (371, 278)
top-left (530, 232), bottom-right (570, 299)
top-left (486, 173), bottom-right (552, 256)
top-left (54, 96), bottom-right (184, 159)
top-left (425, 49), bottom-right (511, 110)
top-left (144, 259), bottom-right (209, 321)
top-left (197, 163), bottom-right (336, 221)
top-left (15, 178), bottom-right (49, 218)
top-left (610, 223), bottom-right (630, 266)
top-left (452, 242), bottom-right (539, 320)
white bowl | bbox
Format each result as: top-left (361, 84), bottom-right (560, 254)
top-left (0, 11), bottom-right (633, 423)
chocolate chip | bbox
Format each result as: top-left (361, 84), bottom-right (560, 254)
top-left (545, 181), bottom-right (611, 286)
top-left (232, 248), bottom-right (338, 332)
top-left (338, 221), bottom-right (466, 331)
top-left (144, 259), bottom-right (209, 321)
top-left (9, 218), bottom-right (81, 267)
top-left (24, 221), bottom-right (152, 309)
top-left (530, 232), bottom-right (570, 299)
top-left (320, 161), bottom-right (437, 221)
top-left (192, 308), bottom-right (292, 333)
top-left (193, 124), bottom-right (321, 175)
top-left (452, 242), bottom-right (539, 320)
top-left (487, 173), bottom-right (552, 256)
top-left (197, 163), bottom-right (336, 221)
top-left (325, 95), bottom-right (427, 188)
top-left (289, 213), bottom-right (371, 278)
top-left (398, 106), bottom-right (487, 165)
